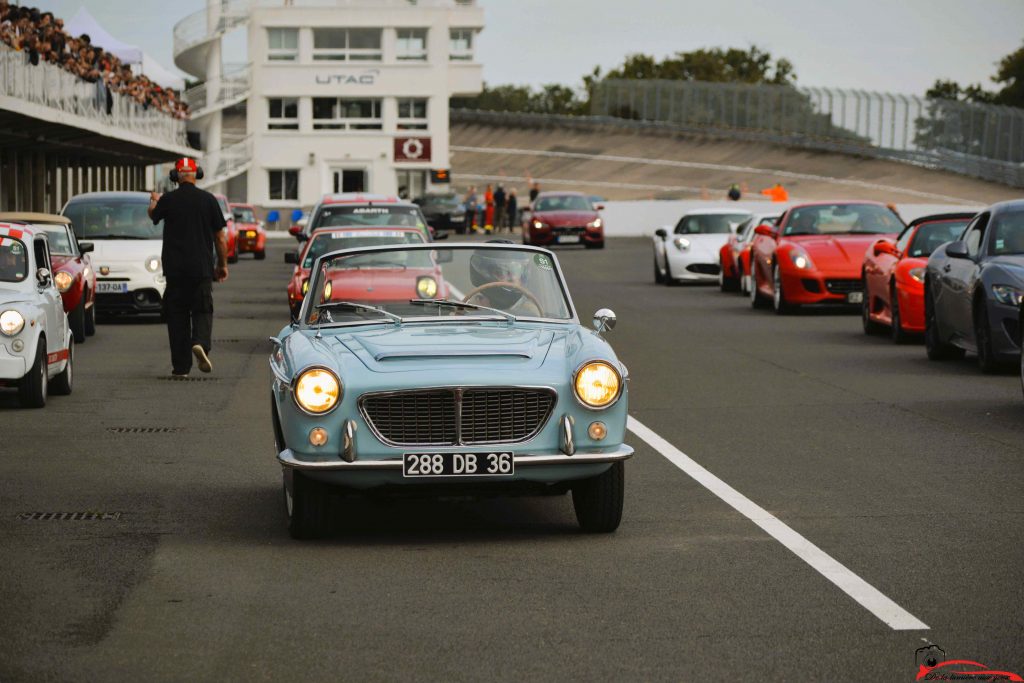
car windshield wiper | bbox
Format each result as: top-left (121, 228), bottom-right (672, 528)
top-left (410, 298), bottom-right (516, 323)
top-left (315, 301), bottom-right (403, 325)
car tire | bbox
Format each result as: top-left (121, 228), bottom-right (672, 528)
top-left (719, 262), bottom-right (739, 292)
top-left (974, 300), bottom-right (1001, 374)
top-left (255, 250), bottom-right (266, 261)
top-left (654, 256), bottom-right (665, 284)
top-left (663, 257), bottom-right (675, 286)
top-left (571, 461), bottom-right (624, 533)
top-left (924, 283), bottom-right (965, 361)
top-left (286, 471), bottom-right (331, 540)
top-left (69, 297), bottom-right (87, 343)
top-left (84, 299), bottom-right (96, 337)
top-left (772, 263), bottom-right (795, 315)
top-left (18, 339), bottom-right (47, 409)
top-left (861, 277), bottom-right (883, 335)
top-left (890, 285), bottom-right (908, 344)
top-left (51, 343), bottom-right (72, 396)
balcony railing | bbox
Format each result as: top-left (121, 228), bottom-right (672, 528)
top-left (184, 63), bottom-right (251, 118)
top-left (199, 135), bottom-right (253, 189)
top-left (0, 47), bottom-right (189, 149)
top-left (172, 0), bottom-right (251, 65)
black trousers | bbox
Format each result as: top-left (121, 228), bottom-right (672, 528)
top-left (163, 277), bottom-right (213, 374)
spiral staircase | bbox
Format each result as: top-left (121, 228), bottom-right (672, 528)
top-left (173, 0), bottom-right (251, 190)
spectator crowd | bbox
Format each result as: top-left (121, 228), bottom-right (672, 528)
top-left (0, 1), bottom-right (189, 119)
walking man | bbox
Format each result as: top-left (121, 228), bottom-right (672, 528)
top-left (148, 158), bottom-right (228, 377)
top-left (493, 184), bottom-right (506, 232)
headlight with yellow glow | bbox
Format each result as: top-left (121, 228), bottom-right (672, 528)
top-left (293, 368), bottom-right (341, 415)
top-left (54, 271), bottom-right (74, 292)
top-left (416, 276), bottom-right (438, 298)
top-left (1, 310), bottom-right (25, 336)
top-left (301, 279), bottom-right (309, 295)
top-left (574, 361), bottom-right (621, 409)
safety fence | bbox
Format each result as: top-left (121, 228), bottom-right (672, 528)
top-left (589, 79), bottom-right (1024, 188)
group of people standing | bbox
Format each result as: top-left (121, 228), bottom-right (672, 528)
top-left (462, 181), bottom-right (541, 233)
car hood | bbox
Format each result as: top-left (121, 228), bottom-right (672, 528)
top-left (789, 234), bottom-right (894, 270)
top-left (0, 283), bottom-right (34, 303)
top-left (534, 211), bottom-right (598, 227)
top-left (985, 255), bottom-right (1024, 272)
top-left (88, 239), bottom-right (162, 264)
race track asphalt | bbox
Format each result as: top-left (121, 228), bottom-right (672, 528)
top-left (1, 236), bottom-right (1021, 682)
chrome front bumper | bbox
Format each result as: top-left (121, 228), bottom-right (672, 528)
top-left (278, 444), bottom-right (634, 471)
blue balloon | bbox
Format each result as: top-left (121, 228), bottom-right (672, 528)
top-left (266, 210), bottom-right (280, 222)
top-left (291, 209), bottom-right (304, 222)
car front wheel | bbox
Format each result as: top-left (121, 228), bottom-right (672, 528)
top-left (924, 283), bottom-right (965, 361)
top-left (890, 285), bottom-right (908, 344)
top-left (571, 461), bottom-right (624, 533)
top-left (51, 344), bottom-right (72, 395)
top-left (772, 264), bottom-right (795, 315)
top-left (69, 296), bottom-right (87, 343)
top-left (285, 471), bottom-right (331, 540)
top-left (974, 301), bottom-right (1000, 374)
top-left (18, 339), bottom-right (47, 409)
top-left (84, 299), bottom-right (96, 336)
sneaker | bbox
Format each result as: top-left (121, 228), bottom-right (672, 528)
top-left (171, 371), bottom-right (189, 378)
top-left (191, 344), bottom-right (213, 373)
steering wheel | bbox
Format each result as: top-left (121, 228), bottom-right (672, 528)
top-left (462, 281), bottom-right (543, 316)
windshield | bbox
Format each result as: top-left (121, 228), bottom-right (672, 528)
top-left (0, 237), bottom-right (28, 282)
top-left (39, 227), bottom-right (74, 255)
top-left (534, 195), bottom-right (593, 212)
top-left (990, 210), bottom-right (1024, 256)
top-left (302, 229), bottom-right (425, 268)
top-left (784, 204), bottom-right (903, 236)
top-left (313, 205), bottom-right (427, 231)
top-left (675, 213), bottom-right (750, 235)
top-left (63, 199), bottom-right (163, 239)
top-left (305, 246), bottom-right (573, 326)
top-left (906, 219), bottom-right (970, 258)
top-left (232, 207), bottom-right (257, 223)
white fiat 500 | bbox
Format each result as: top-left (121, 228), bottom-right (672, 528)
top-left (62, 192), bottom-right (165, 316)
top-left (0, 223), bottom-right (74, 408)
top-left (653, 208), bottom-right (752, 284)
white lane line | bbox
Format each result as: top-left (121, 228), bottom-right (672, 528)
top-left (626, 415), bottom-right (929, 631)
top-left (452, 145), bottom-right (976, 204)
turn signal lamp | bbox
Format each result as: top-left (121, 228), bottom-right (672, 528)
top-left (574, 361), bottom-right (621, 409)
top-left (309, 427), bottom-right (329, 447)
top-left (588, 421), bottom-right (608, 440)
top-left (294, 368), bottom-right (341, 414)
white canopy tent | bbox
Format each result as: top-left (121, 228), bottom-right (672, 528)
top-left (63, 7), bottom-right (185, 91)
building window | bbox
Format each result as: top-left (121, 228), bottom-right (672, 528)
top-left (313, 28), bottom-right (382, 61)
top-left (267, 28), bottom-right (298, 61)
top-left (269, 169), bottom-right (299, 201)
top-left (267, 98), bottom-right (298, 130)
top-left (397, 98), bottom-right (428, 130)
top-left (449, 28), bottom-right (473, 61)
top-left (396, 29), bottom-right (427, 61)
top-left (313, 98), bottom-right (383, 130)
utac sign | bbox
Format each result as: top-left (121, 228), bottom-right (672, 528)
top-left (394, 137), bottom-right (432, 163)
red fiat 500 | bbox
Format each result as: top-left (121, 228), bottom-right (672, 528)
top-left (523, 192), bottom-right (604, 249)
top-left (230, 203), bottom-right (267, 260)
top-left (285, 227), bottom-right (436, 319)
top-left (749, 202), bottom-right (903, 314)
top-left (0, 212), bottom-right (96, 342)
top-left (861, 212), bottom-right (974, 342)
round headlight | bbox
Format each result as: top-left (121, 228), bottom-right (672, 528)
top-left (54, 271), bottom-right (74, 292)
top-left (574, 361), bottom-right (621, 409)
top-left (293, 368), bottom-right (341, 414)
top-left (0, 310), bottom-right (25, 336)
top-left (416, 276), bottom-right (438, 299)
top-left (145, 256), bottom-right (161, 273)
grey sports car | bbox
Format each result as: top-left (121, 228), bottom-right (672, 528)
top-left (924, 199), bottom-right (1024, 372)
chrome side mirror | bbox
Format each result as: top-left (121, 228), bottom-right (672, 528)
top-left (592, 308), bottom-right (616, 333)
top-left (36, 268), bottom-right (51, 287)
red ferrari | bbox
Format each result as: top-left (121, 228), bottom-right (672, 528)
top-left (719, 212), bottom-right (780, 293)
top-left (230, 203), bottom-right (267, 260)
top-left (523, 192), bottom-right (604, 248)
top-left (749, 202), bottom-right (904, 314)
top-left (285, 227), bottom-right (436, 319)
top-left (861, 212), bottom-right (974, 342)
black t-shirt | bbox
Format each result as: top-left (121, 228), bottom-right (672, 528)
top-left (150, 183), bottom-right (226, 279)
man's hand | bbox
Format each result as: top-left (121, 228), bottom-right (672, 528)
top-left (149, 191), bottom-right (160, 203)
top-left (214, 265), bottom-right (228, 283)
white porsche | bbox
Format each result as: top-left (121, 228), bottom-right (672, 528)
top-left (653, 208), bottom-right (752, 285)
top-left (62, 192), bottom-right (166, 316)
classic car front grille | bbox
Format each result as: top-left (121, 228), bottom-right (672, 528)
top-left (359, 388), bottom-right (556, 447)
top-left (825, 279), bottom-right (861, 294)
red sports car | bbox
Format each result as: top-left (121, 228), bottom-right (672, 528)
top-left (0, 212), bottom-right (96, 342)
top-left (719, 212), bottom-right (780, 293)
top-left (861, 212), bottom-right (974, 342)
top-left (749, 201), bottom-right (904, 314)
top-left (523, 192), bottom-right (604, 249)
top-left (213, 193), bottom-right (239, 264)
top-left (230, 203), bottom-right (267, 260)
top-left (286, 227), bottom-right (436, 319)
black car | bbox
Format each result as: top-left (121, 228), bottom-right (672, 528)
top-left (924, 199), bottom-right (1024, 372)
top-left (414, 193), bottom-right (467, 235)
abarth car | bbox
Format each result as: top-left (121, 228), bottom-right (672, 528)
top-left (231, 203), bottom-right (267, 260)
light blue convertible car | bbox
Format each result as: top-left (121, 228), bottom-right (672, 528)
top-left (270, 242), bottom-right (633, 538)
